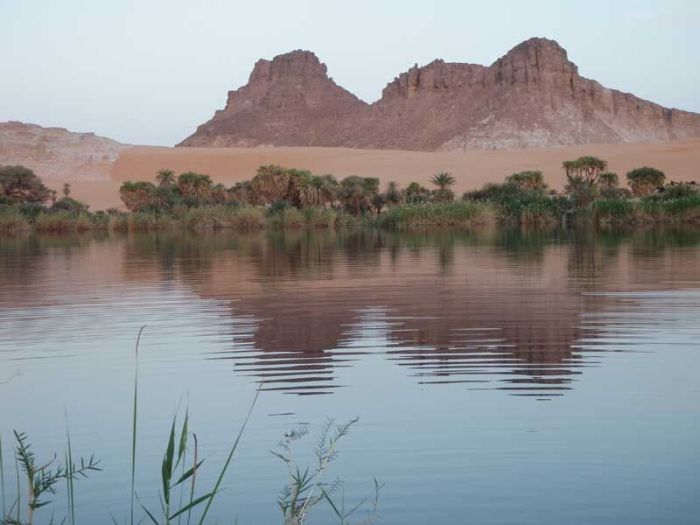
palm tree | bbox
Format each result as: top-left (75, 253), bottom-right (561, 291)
top-left (430, 172), bottom-right (456, 190)
top-left (62, 183), bottom-right (71, 198)
top-left (156, 169), bottom-right (175, 187)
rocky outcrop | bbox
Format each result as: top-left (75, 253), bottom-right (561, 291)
top-left (181, 50), bottom-right (366, 147)
top-left (179, 38), bottom-right (700, 151)
top-left (0, 121), bottom-right (127, 180)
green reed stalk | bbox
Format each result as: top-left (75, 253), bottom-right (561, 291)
top-left (0, 432), bottom-right (5, 519)
top-left (65, 420), bottom-right (75, 525)
top-left (14, 452), bottom-right (20, 523)
top-left (131, 325), bottom-right (146, 525)
top-left (196, 384), bottom-right (261, 525)
top-left (187, 433), bottom-right (198, 525)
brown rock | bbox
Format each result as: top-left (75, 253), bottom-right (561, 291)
top-left (179, 38), bottom-right (700, 151)
top-left (0, 121), bottom-right (128, 180)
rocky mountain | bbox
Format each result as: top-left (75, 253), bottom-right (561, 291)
top-left (179, 38), bottom-right (700, 151)
top-left (0, 121), bottom-right (127, 180)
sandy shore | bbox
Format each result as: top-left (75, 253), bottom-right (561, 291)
top-left (66, 141), bottom-right (700, 209)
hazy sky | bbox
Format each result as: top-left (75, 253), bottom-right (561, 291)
top-left (1, 0), bottom-right (698, 146)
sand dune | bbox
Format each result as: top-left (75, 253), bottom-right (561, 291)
top-left (67, 140), bottom-right (700, 209)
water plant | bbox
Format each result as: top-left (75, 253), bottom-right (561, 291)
top-left (272, 417), bottom-right (382, 525)
top-left (0, 430), bottom-right (100, 525)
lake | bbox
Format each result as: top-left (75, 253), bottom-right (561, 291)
top-left (1, 228), bottom-right (699, 524)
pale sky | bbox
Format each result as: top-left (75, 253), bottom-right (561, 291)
top-left (1, 0), bottom-right (698, 146)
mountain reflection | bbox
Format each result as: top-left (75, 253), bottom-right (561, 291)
top-left (3, 228), bottom-right (699, 398)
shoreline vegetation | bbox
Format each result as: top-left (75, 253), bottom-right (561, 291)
top-left (1, 158), bottom-right (699, 235)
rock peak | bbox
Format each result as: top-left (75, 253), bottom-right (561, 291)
top-left (179, 37), bottom-right (700, 150)
top-left (250, 49), bottom-right (327, 82)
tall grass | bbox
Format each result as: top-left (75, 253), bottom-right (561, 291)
top-left (374, 201), bottom-right (489, 229)
top-left (0, 210), bottom-right (30, 234)
top-left (591, 198), bottom-right (634, 224)
top-left (34, 212), bottom-right (93, 233)
top-left (635, 195), bottom-right (700, 223)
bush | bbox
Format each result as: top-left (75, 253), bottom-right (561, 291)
top-left (269, 207), bottom-right (304, 229)
top-left (497, 194), bottom-right (568, 225)
top-left (374, 201), bottom-right (488, 229)
top-left (655, 182), bottom-right (699, 200)
top-left (303, 207), bottom-right (337, 229)
top-left (17, 202), bottom-right (47, 220)
top-left (463, 182), bottom-right (521, 202)
top-left (52, 197), bottom-right (89, 213)
top-left (230, 206), bottom-right (266, 230)
top-left (626, 167), bottom-right (666, 196)
top-left (0, 165), bottom-right (51, 204)
top-left (506, 171), bottom-right (546, 192)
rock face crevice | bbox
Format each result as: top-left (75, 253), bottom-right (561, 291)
top-left (179, 38), bottom-right (700, 151)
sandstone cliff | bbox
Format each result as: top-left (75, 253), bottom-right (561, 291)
top-left (179, 38), bottom-right (700, 151)
top-left (0, 121), bottom-right (128, 180)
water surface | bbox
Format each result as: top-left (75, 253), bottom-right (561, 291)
top-left (1, 228), bottom-right (699, 524)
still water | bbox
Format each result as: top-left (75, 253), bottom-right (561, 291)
top-left (0, 228), bottom-right (699, 524)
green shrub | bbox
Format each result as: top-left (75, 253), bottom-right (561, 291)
top-left (656, 182), bottom-right (699, 200)
top-left (497, 194), bottom-right (567, 225)
top-left (229, 206), bottom-right (266, 230)
top-left (374, 201), bottom-right (488, 229)
top-left (626, 167), bottom-right (666, 196)
top-left (269, 206), bottom-right (304, 229)
top-left (303, 206), bottom-right (337, 228)
top-left (181, 206), bottom-right (231, 230)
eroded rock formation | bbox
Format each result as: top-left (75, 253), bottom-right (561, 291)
top-left (179, 38), bottom-right (700, 151)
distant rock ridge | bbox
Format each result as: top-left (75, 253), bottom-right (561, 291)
top-left (0, 121), bottom-right (128, 180)
top-left (179, 37), bottom-right (700, 151)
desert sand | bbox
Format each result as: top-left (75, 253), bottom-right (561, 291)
top-left (53, 140), bottom-right (700, 210)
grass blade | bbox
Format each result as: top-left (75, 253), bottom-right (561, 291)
top-left (65, 416), bottom-right (75, 525)
top-left (168, 492), bottom-right (213, 520)
top-left (1, 432), bottom-right (5, 519)
top-left (196, 384), bottom-right (261, 525)
top-left (162, 418), bottom-right (176, 506)
top-left (130, 325), bottom-right (146, 525)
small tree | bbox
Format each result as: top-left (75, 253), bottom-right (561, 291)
top-left (562, 156), bottom-right (608, 187)
top-left (430, 172), bottom-right (456, 190)
top-left (506, 171), bottom-right (546, 192)
top-left (404, 182), bottom-right (431, 204)
top-left (0, 165), bottom-right (50, 204)
top-left (62, 183), bottom-right (71, 198)
top-left (339, 176), bottom-right (379, 215)
top-left (155, 169), bottom-right (175, 187)
top-left (562, 156), bottom-right (607, 206)
top-left (119, 181), bottom-right (157, 211)
top-left (626, 167), bottom-right (666, 197)
top-left (177, 172), bottom-right (212, 204)
top-left (383, 181), bottom-right (403, 206)
top-left (599, 172), bottom-right (619, 189)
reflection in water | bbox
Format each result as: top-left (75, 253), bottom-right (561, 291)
top-left (5, 228), bottom-right (692, 397)
top-left (1, 228), bottom-right (699, 525)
